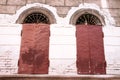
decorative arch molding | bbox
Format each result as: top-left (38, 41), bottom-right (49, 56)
top-left (66, 3), bottom-right (115, 26)
top-left (14, 3), bottom-right (59, 24)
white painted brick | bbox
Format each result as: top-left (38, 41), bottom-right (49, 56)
top-left (0, 27), bottom-right (21, 35)
top-left (104, 46), bottom-right (120, 63)
top-left (104, 37), bottom-right (120, 45)
top-left (107, 69), bottom-right (120, 75)
top-left (0, 35), bottom-right (21, 45)
top-left (50, 36), bottom-right (76, 45)
top-left (0, 46), bottom-right (20, 55)
top-left (0, 45), bottom-right (19, 74)
top-left (49, 58), bottom-right (77, 75)
top-left (50, 25), bottom-right (76, 36)
top-left (103, 27), bottom-right (120, 37)
top-left (0, 24), bottom-right (22, 27)
top-left (49, 45), bottom-right (76, 58)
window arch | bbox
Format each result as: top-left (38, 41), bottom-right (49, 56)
top-left (16, 7), bottom-right (56, 24)
top-left (69, 9), bottom-right (105, 26)
top-left (76, 13), bottom-right (102, 25)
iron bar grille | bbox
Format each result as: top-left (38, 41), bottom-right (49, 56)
top-left (76, 13), bottom-right (102, 25)
top-left (23, 13), bottom-right (50, 24)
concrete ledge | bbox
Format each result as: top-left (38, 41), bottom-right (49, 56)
top-left (0, 74), bottom-right (120, 80)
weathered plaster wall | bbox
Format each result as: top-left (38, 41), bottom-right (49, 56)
top-left (0, 0), bottom-right (120, 75)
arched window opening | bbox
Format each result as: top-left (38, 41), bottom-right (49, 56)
top-left (23, 12), bottom-right (50, 24)
top-left (76, 13), bottom-right (102, 25)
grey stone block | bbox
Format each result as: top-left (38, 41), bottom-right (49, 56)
top-left (84, 0), bottom-right (102, 8)
top-left (65, 0), bottom-right (82, 6)
top-left (114, 17), bottom-right (120, 27)
top-left (7, 0), bottom-right (26, 6)
top-left (0, 5), bottom-right (16, 14)
top-left (109, 9), bottom-right (120, 17)
top-left (108, 0), bottom-right (120, 8)
top-left (55, 7), bottom-right (71, 15)
top-left (0, 0), bottom-right (7, 5)
top-left (46, 0), bottom-right (64, 6)
top-left (27, 0), bottom-right (45, 4)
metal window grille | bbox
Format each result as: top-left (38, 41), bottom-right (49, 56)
top-left (76, 13), bottom-right (102, 25)
top-left (23, 13), bottom-right (50, 24)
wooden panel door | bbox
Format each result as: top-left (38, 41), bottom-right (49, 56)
top-left (18, 24), bottom-right (50, 74)
top-left (76, 25), bottom-right (106, 74)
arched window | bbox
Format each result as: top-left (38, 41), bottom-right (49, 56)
top-left (23, 12), bottom-right (50, 24)
top-left (76, 13), bottom-right (102, 25)
top-left (69, 9), bottom-right (105, 25)
top-left (16, 7), bottom-right (56, 24)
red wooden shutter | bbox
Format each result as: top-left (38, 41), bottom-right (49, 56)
top-left (76, 25), bottom-right (106, 74)
top-left (76, 26), bottom-right (90, 74)
top-left (18, 24), bottom-right (50, 74)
